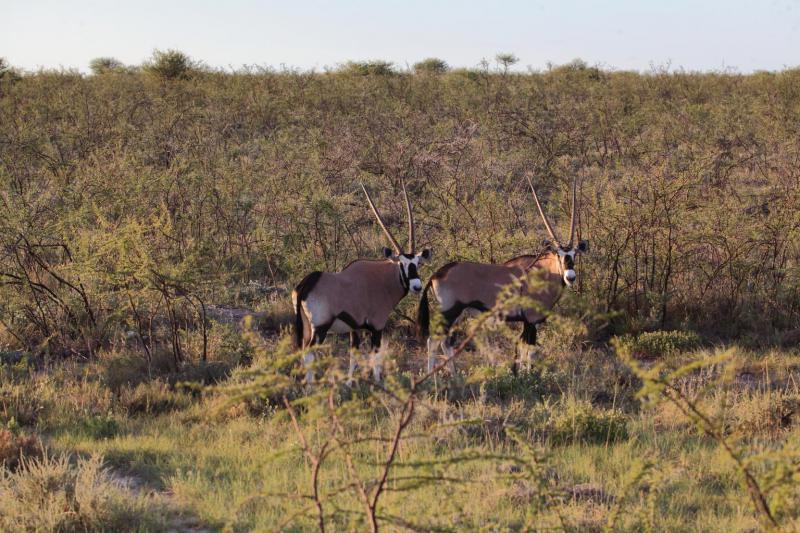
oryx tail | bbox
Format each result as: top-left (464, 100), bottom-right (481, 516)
top-left (417, 279), bottom-right (433, 340)
top-left (292, 271), bottom-right (322, 349)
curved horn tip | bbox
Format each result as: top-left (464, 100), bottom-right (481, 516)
top-left (526, 175), bottom-right (561, 245)
top-left (362, 182), bottom-right (403, 255)
top-left (568, 178), bottom-right (578, 246)
top-left (400, 178), bottom-right (415, 252)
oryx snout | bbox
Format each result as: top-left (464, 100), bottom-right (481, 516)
top-left (409, 278), bottom-right (423, 293)
top-left (564, 269), bottom-right (577, 286)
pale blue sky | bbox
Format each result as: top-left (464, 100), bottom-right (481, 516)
top-left (3, 0), bottom-right (799, 73)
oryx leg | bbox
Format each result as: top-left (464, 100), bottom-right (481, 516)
top-left (513, 321), bottom-right (537, 376)
top-left (303, 324), bottom-right (329, 384)
top-left (347, 331), bottom-right (361, 386)
top-left (434, 305), bottom-right (467, 376)
top-left (369, 330), bottom-right (383, 382)
top-left (426, 336), bottom-right (441, 373)
top-left (444, 332), bottom-right (457, 375)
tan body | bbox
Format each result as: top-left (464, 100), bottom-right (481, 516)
top-left (418, 249), bottom-right (575, 375)
top-left (293, 178), bottom-right (431, 384)
top-left (293, 259), bottom-right (407, 345)
top-left (419, 175), bottom-right (588, 375)
top-left (429, 253), bottom-right (564, 326)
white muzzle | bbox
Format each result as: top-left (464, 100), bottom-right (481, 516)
top-left (564, 269), bottom-right (577, 286)
top-left (409, 279), bottom-right (422, 293)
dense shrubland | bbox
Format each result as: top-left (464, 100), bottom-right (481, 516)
top-left (1, 54), bottom-right (800, 530)
top-left (1, 56), bottom-right (799, 360)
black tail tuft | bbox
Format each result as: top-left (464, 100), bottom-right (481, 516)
top-left (417, 281), bottom-right (432, 341)
top-left (292, 271), bottom-right (323, 349)
top-left (293, 296), bottom-right (304, 350)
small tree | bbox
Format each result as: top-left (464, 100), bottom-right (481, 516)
top-left (143, 49), bottom-right (196, 80)
top-left (495, 52), bottom-right (519, 74)
top-left (413, 57), bottom-right (449, 75)
top-left (89, 57), bottom-right (125, 75)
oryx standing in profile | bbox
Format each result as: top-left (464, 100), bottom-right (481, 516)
top-left (417, 176), bottom-right (587, 374)
top-left (293, 180), bottom-right (431, 383)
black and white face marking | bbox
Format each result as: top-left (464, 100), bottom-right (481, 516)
top-left (385, 248), bottom-right (431, 294)
top-left (556, 240), bottom-right (588, 287)
top-left (557, 248), bottom-right (577, 286)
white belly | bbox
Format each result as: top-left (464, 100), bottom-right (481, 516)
top-left (433, 282), bottom-right (458, 310)
top-left (302, 297), bottom-right (332, 328)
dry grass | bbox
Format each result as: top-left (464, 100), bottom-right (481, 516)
top-left (0, 453), bottom-right (165, 531)
top-left (0, 340), bottom-right (783, 530)
top-left (0, 429), bottom-right (43, 471)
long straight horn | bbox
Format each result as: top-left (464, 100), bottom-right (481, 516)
top-left (401, 177), bottom-right (415, 252)
top-left (361, 184), bottom-right (403, 255)
top-left (568, 178), bottom-right (577, 246)
top-left (526, 175), bottom-right (560, 245)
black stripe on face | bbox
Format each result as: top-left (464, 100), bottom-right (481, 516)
top-left (406, 262), bottom-right (420, 281)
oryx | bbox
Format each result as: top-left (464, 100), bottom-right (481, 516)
top-left (292, 180), bottom-right (431, 383)
top-left (417, 176), bottom-right (587, 374)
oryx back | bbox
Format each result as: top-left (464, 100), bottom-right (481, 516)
top-left (428, 253), bottom-right (561, 326)
top-left (298, 260), bottom-right (405, 342)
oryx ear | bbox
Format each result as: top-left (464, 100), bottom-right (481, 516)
top-left (382, 247), bottom-right (394, 258)
top-left (419, 248), bottom-right (432, 263)
top-left (542, 239), bottom-right (554, 251)
top-left (577, 240), bottom-right (589, 253)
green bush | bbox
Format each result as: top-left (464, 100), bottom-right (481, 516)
top-left (119, 379), bottom-right (191, 415)
top-left (614, 330), bottom-right (702, 360)
top-left (457, 395), bottom-right (628, 446)
top-left (547, 398), bottom-right (628, 445)
top-left (143, 49), bottom-right (196, 80)
top-left (472, 365), bottom-right (557, 403)
top-left (413, 57), bottom-right (449, 75)
top-left (79, 413), bottom-right (120, 440)
top-left (89, 57), bottom-right (125, 75)
top-left (549, 58), bottom-right (604, 80)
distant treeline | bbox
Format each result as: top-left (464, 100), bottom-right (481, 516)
top-left (1, 51), bottom-right (799, 358)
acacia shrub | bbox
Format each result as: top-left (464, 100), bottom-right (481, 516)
top-left (0, 65), bottom-right (798, 359)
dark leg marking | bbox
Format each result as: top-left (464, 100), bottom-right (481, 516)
top-left (442, 300), bottom-right (489, 331)
top-left (335, 312), bottom-right (360, 330)
top-left (521, 321), bottom-right (537, 345)
top-left (313, 324), bottom-right (329, 345)
top-left (370, 330), bottom-right (382, 351)
top-left (440, 300), bottom-right (490, 354)
top-left (349, 331), bottom-right (361, 349)
top-left (513, 321), bottom-right (538, 376)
